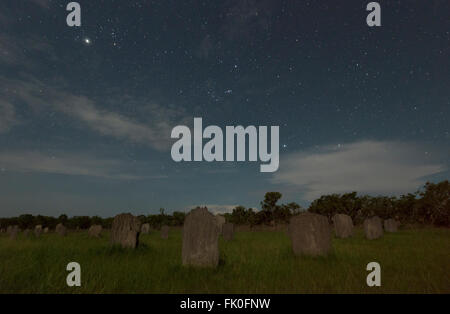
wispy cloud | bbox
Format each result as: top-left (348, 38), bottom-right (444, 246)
top-left (0, 100), bottom-right (17, 133)
top-left (221, 0), bottom-right (273, 41)
top-left (0, 33), bottom-right (56, 67)
top-left (0, 11), bottom-right (14, 27)
top-left (272, 140), bottom-right (446, 201)
top-left (0, 150), bottom-right (164, 180)
top-left (54, 95), bottom-right (179, 151)
top-left (30, 0), bottom-right (52, 9)
top-left (0, 76), bottom-right (189, 151)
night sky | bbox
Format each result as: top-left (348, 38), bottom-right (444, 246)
top-left (0, 0), bottom-right (448, 217)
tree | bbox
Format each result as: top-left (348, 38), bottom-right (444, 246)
top-left (18, 214), bottom-right (34, 229)
top-left (58, 214), bottom-right (68, 224)
top-left (171, 211), bottom-right (186, 226)
top-left (91, 216), bottom-right (103, 226)
top-left (308, 194), bottom-right (341, 221)
top-left (273, 205), bottom-right (292, 223)
top-left (261, 192), bottom-right (282, 212)
top-left (229, 206), bottom-right (248, 225)
top-left (394, 193), bottom-right (417, 223)
top-left (285, 202), bottom-right (302, 215)
top-left (259, 192), bottom-right (282, 224)
top-left (417, 181), bottom-right (450, 226)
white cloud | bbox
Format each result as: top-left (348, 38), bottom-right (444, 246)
top-left (272, 140), bottom-right (446, 201)
top-left (0, 151), bottom-right (163, 180)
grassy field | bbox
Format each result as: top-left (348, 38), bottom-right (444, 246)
top-left (0, 227), bottom-right (449, 293)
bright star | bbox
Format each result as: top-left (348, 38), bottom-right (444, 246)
top-left (83, 38), bottom-right (92, 45)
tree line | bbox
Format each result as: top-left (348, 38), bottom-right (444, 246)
top-left (0, 209), bottom-right (187, 231)
top-left (226, 180), bottom-right (449, 227)
top-left (1, 180), bottom-right (448, 230)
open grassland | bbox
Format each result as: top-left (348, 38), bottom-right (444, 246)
top-left (0, 227), bottom-right (449, 293)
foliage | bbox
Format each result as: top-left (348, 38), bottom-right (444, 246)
top-left (227, 193), bottom-right (302, 225)
top-left (308, 180), bottom-right (449, 226)
top-left (416, 181), bottom-right (450, 226)
top-left (0, 211), bottom-right (185, 230)
top-left (0, 181), bottom-right (448, 229)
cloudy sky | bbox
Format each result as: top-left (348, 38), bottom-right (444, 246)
top-left (0, 0), bottom-right (448, 217)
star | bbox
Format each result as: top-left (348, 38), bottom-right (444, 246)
top-left (83, 37), bottom-right (92, 45)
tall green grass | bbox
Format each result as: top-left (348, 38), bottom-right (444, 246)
top-left (0, 227), bottom-right (449, 293)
